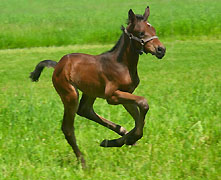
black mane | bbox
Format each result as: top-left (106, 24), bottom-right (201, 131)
top-left (107, 34), bottom-right (124, 53)
top-left (103, 14), bottom-right (144, 55)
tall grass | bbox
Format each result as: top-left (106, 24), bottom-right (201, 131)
top-left (0, 40), bottom-right (220, 179)
top-left (0, 0), bottom-right (220, 49)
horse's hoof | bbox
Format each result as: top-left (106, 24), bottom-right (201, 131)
top-left (100, 139), bottom-right (124, 147)
top-left (100, 139), bottom-right (109, 147)
top-left (77, 156), bottom-right (86, 169)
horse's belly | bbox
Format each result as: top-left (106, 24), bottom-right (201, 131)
top-left (70, 65), bottom-right (106, 97)
top-left (75, 79), bottom-right (106, 98)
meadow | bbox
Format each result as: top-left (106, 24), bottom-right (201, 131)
top-left (0, 40), bottom-right (220, 179)
top-left (0, 0), bottom-right (221, 179)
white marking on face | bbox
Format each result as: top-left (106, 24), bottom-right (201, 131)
top-left (146, 22), bottom-right (152, 27)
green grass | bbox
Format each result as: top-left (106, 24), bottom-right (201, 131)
top-left (0, 0), bottom-right (220, 49)
top-left (0, 39), bottom-right (220, 179)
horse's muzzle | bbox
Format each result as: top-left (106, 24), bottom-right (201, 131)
top-left (155, 46), bottom-right (166, 59)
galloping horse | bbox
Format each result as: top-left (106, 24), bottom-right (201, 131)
top-left (30, 6), bottom-right (166, 167)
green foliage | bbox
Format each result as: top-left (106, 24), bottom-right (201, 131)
top-left (0, 40), bottom-right (220, 179)
top-left (0, 0), bottom-right (220, 49)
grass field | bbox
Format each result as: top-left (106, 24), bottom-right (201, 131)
top-left (0, 39), bottom-right (220, 179)
top-left (0, 0), bottom-right (221, 49)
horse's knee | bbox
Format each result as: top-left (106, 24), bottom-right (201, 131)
top-left (137, 98), bottom-right (149, 112)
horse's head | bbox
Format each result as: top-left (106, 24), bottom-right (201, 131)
top-left (125, 6), bottom-right (166, 59)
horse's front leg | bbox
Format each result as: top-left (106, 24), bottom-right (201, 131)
top-left (123, 104), bottom-right (140, 145)
top-left (100, 90), bottom-right (149, 147)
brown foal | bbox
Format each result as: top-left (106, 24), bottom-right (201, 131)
top-left (30, 6), bottom-right (166, 167)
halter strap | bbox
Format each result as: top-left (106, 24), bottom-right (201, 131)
top-left (123, 28), bottom-right (158, 45)
top-left (121, 26), bottom-right (158, 55)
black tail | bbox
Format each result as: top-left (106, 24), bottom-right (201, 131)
top-left (29, 60), bottom-right (57, 82)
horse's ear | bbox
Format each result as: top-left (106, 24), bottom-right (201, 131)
top-left (128, 9), bottom-right (137, 24)
top-left (143, 6), bottom-right (150, 21)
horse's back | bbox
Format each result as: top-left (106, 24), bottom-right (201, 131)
top-left (53, 53), bottom-right (106, 97)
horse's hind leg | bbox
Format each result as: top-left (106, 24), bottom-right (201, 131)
top-left (53, 79), bottom-right (85, 167)
top-left (77, 94), bottom-right (128, 136)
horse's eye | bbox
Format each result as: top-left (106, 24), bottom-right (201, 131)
top-left (139, 32), bottom-right (145, 37)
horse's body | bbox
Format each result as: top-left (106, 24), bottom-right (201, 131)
top-left (54, 40), bottom-right (138, 99)
top-left (30, 6), bottom-right (165, 167)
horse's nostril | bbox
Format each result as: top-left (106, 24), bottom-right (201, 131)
top-left (157, 47), bottom-right (163, 53)
top-left (157, 46), bottom-right (166, 55)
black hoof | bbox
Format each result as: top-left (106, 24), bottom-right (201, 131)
top-left (100, 139), bottom-right (124, 147)
top-left (100, 139), bottom-right (109, 147)
top-left (77, 156), bottom-right (86, 169)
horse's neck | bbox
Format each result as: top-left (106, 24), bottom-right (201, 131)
top-left (115, 33), bottom-right (139, 74)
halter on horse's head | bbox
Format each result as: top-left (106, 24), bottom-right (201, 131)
top-left (123, 6), bottom-right (166, 58)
